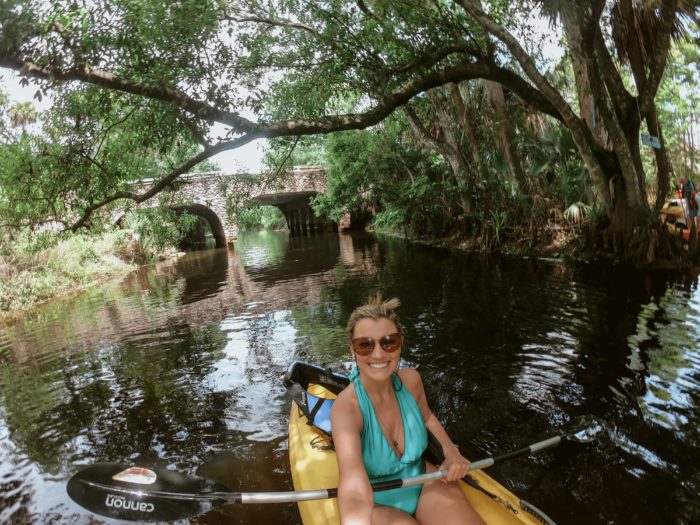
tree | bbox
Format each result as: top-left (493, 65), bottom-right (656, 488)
top-left (1, 0), bottom-right (697, 261)
top-left (7, 101), bottom-right (38, 130)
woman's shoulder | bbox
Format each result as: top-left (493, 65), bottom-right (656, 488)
top-left (332, 383), bottom-right (359, 414)
top-left (397, 367), bottom-right (424, 397)
top-left (397, 367), bottom-right (422, 385)
top-left (332, 384), bottom-right (363, 429)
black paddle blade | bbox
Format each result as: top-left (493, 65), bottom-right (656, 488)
top-left (67, 463), bottom-right (232, 522)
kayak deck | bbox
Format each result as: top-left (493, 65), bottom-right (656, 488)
top-left (289, 394), bottom-right (551, 525)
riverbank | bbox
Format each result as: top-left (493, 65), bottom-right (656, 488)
top-left (376, 218), bottom-right (700, 270)
top-left (0, 231), bottom-right (185, 321)
top-left (2, 220), bottom-right (692, 322)
top-left (372, 219), bottom-right (575, 261)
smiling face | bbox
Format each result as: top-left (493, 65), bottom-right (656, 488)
top-left (350, 317), bottom-right (402, 381)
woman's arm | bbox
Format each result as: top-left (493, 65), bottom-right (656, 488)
top-left (331, 392), bottom-right (375, 525)
top-left (399, 368), bottom-right (471, 482)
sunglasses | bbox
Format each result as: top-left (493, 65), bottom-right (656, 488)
top-left (351, 333), bottom-right (403, 356)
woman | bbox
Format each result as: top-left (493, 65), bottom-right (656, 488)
top-left (331, 295), bottom-right (486, 525)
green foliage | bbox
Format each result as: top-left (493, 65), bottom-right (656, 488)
top-left (657, 25), bottom-right (700, 183)
top-left (7, 101), bottom-right (38, 129)
top-left (0, 230), bottom-right (134, 314)
top-left (564, 202), bottom-right (592, 224)
top-left (488, 209), bottom-right (508, 245)
top-left (120, 205), bottom-right (197, 255)
top-left (272, 136), bottom-right (327, 168)
top-left (0, 82), bottom-right (207, 232)
top-left (236, 204), bottom-right (286, 231)
top-left (310, 117), bottom-right (458, 237)
top-left (525, 122), bottom-right (591, 207)
top-left (372, 208), bottom-right (408, 232)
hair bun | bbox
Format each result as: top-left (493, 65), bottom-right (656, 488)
top-left (367, 293), bottom-right (400, 310)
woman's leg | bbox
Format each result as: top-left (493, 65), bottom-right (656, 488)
top-left (371, 505), bottom-right (419, 524)
top-left (414, 462), bottom-right (486, 525)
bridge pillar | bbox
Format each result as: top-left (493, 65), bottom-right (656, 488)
top-left (290, 209), bottom-right (300, 235)
top-left (308, 209), bottom-right (317, 233)
top-left (300, 208), bottom-right (308, 235)
top-left (295, 209), bottom-right (302, 235)
top-left (300, 208), bottom-right (309, 235)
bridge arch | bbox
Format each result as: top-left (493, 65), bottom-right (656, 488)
top-left (171, 203), bottom-right (227, 248)
top-left (253, 191), bottom-right (330, 235)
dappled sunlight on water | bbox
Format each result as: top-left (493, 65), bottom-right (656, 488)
top-left (624, 283), bottom-right (700, 476)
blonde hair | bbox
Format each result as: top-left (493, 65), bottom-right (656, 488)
top-left (345, 294), bottom-right (404, 339)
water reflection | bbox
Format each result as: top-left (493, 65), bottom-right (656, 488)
top-left (0, 231), bottom-right (699, 524)
top-left (177, 248), bottom-right (230, 305)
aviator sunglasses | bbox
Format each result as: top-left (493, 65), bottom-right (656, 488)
top-left (351, 333), bottom-right (403, 356)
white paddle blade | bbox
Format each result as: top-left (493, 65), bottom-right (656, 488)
top-left (570, 420), bottom-right (604, 443)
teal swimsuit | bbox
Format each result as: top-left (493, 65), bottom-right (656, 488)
top-left (349, 367), bottom-right (428, 516)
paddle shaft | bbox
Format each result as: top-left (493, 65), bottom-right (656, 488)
top-left (247, 434), bottom-right (563, 504)
top-left (74, 434), bottom-right (564, 505)
top-left (469, 435), bottom-right (561, 470)
top-left (251, 434), bottom-right (563, 504)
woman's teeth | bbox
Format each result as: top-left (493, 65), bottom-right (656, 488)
top-left (369, 362), bottom-right (389, 369)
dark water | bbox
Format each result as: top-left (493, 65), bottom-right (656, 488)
top-left (1, 230), bottom-right (699, 525)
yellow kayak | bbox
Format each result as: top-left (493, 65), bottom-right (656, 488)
top-left (285, 361), bottom-right (555, 525)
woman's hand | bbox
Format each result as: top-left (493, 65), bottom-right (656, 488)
top-left (440, 446), bottom-right (471, 482)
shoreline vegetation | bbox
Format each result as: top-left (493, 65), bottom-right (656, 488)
top-left (0, 230), bottom-right (182, 321)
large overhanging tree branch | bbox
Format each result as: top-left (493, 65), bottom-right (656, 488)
top-left (3, 55), bottom-right (259, 132)
top-left (1, 53), bottom-right (564, 136)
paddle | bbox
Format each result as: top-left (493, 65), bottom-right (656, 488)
top-left (67, 419), bottom-right (602, 522)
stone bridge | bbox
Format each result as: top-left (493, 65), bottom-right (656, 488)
top-left (138, 166), bottom-right (341, 248)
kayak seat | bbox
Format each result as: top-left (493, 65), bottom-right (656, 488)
top-left (304, 384), bottom-right (335, 436)
top-left (305, 389), bottom-right (334, 436)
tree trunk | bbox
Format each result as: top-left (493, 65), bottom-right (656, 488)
top-left (483, 80), bottom-right (528, 192)
top-left (566, 4), bottom-right (651, 239)
top-left (617, 0), bottom-right (674, 213)
top-left (447, 83), bottom-right (487, 183)
top-left (403, 105), bottom-right (474, 215)
top-left (562, 18), bottom-right (610, 149)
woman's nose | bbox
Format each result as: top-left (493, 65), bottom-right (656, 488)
top-left (371, 340), bottom-right (385, 355)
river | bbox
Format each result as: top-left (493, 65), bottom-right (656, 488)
top-left (0, 230), bottom-right (698, 524)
